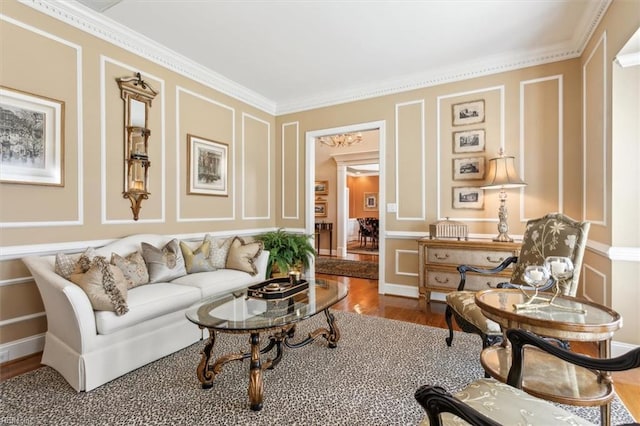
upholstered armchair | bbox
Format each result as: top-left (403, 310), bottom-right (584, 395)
top-left (445, 213), bottom-right (590, 348)
top-left (415, 328), bottom-right (640, 426)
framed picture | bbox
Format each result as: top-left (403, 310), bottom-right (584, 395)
top-left (315, 180), bottom-right (328, 195)
top-left (315, 200), bottom-right (327, 217)
top-left (187, 134), bottom-right (228, 196)
top-left (0, 86), bottom-right (65, 186)
top-left (452, 187), bottom-right (484, 209)
top-left (453, 156), bottom-right (485, 180)
top-left (453, 129), bottom-right (485, 153)
top-left (452, 99), bottom-right (485, 126)
top-left (363, 192), bottom-right (378, 211)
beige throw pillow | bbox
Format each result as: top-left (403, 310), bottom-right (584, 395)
top-left (54, 247), bottom-right (97, 279)
top-left (179, 240), bottom-right (215, 273)
top-left (69, 256), bottom-right (129, 315)
top-left (225, 237), bottom-right (263, 276)
top-left (204, 235), bottom-right (233, 269)
top-left (141, 239), bottom-right (187, 283)
top-left (111, 251), bottom-right (149, 288)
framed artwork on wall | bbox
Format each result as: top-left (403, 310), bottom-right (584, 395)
top-left (453, 156), bottom-right (485, 180)
top-left (453, 129), bottom-right (485, 153)
top-left (452, 99), bottom-right (485, 126)
top-left (187, 134), bottom-right (228, 196)
top-left (363, 192), bottom-right (378, 211)
top-left (452, 186), bottom-right (484, 209)
top-left (0, 86), bottom-right (65, 186)
top-left (315, 200), bottom-right (327, 217)
top-left (315, 180), bottom-right (328, 195)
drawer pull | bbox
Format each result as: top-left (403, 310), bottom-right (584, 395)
top-left (435, 276), bottom-right (449, 284)
top-left (434, 253), bottom-right (449, 260)
top-left (486, 256), bottom-right (505, 264)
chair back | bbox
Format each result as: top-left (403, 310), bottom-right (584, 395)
top-left (510, 213), bottom-right (590, 296)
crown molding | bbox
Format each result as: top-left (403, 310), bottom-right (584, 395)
top-left (20, 0), bottom-right (277, 115)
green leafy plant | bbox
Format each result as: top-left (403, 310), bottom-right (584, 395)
top-left (255, 229), bottom-right (316, 277)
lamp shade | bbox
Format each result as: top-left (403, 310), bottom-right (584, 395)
top-left (481, 155), bottom-right (526, 189)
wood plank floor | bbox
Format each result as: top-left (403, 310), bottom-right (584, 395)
top-left (2, 252), bottom-right (638, 421)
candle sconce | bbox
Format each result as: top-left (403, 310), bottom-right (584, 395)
top-left (116, 72), bottom-right (157, 220)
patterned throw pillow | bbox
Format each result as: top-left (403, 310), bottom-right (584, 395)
top-left (69, 256), bottom-right (129, 315)
top-left (141, 239), bottom-right (187, 283)
top-left (55, 247), bottom-right (97, 279)
top-left (204, 235), bottom-right (233, 269)
top-left (111, 251), bottom-right (149, 288)
top-left (225, 237), bottom-right (263, 276)
top-left (179, 240), bottom-right (215, 273)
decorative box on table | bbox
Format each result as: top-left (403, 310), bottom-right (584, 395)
top-left (429, 218), bottom-right (468, 241)
top-left (246, 277), bottom-right (309, 300)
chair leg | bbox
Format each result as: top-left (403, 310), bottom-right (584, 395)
top-left (445, 306), bottom-right (455, 347)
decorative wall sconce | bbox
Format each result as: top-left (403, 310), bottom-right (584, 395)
top-left (116, 72), bottom-right (157, 220)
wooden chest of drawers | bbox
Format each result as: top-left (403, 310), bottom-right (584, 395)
top-left (417, 238), bottom-right (520, 305)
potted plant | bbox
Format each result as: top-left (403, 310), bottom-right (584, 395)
top-left (255, 229), bottom-right (316, 278)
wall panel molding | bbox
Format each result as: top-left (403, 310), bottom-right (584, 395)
top-left (281, 122), bottom-right (300, 220)
top-left (394, 249), bottom-right (419, 277)
top-left (0, 15), bottom-right (84, 229)
top-left (581, 263), bottom-right (607, 305)
top-left (175, 86), bottom-right (236, 222)
top-left (241, 113), bottom-right (271, 220)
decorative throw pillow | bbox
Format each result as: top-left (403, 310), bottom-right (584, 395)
top-left (204, 235), bottom-right (233, 269)
top-left (69, 256), bottom-right (129, 315)
top-left (179, 240), bottom-right (215, 273)
top-left (141, 239), bottom-right (187, 283)
top-left (111, 251), bottom-right (149, 289)
top-left (55, 247), bottom-right (97, 279)
top-left (225, 237), bottom-right (263, 276)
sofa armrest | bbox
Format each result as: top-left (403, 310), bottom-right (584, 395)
top-left (254, 250), bottom-right (270, 280)
top-left (23, 256), bottom-right (98, 353)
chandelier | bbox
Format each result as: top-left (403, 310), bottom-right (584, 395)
top-left (318, 133), bottom-right (363, 148)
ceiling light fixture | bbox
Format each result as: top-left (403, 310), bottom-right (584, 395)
top-left (318, 133), bottom-right (363, 148)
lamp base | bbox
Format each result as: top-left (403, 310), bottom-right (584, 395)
top-left (492, 191), bottom-right (513, 242)
top-left (492, 233), bottom-right (514, 243)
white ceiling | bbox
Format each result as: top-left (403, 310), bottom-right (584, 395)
top-left (69, 0), bottom-right (611, 114)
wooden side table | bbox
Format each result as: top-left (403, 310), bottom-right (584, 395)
top-left (315, 222), bottom-right (333, 256)
top-left (475, 289), bottom-right (622, 426)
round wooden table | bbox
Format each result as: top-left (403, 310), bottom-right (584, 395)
top-left (475, 289), bottom-right (622, 426)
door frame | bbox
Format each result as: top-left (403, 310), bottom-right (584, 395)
top-left (305, 120), bottom-right (386, 293)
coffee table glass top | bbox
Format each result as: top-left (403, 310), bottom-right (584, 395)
top-left (185, 277), bottom-right (348, 332)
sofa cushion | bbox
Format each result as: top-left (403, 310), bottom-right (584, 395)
top-left (179, 240), bottom-right (215, 273)
top-left (171, 269), bottom-right (263, 298)
top-left (446, 291), bottom-right (501, 335)
top-left (225, 237), bottom-right (263, 275)
top-left (141, 239), bottom-right (187, 283)
top-left (111, 251), bottom-right (149, 288)
top-left (94, 283), bottom-right (200, 335)
top-left (204, 235), bottom-right (233, 269)
top-left (69, 256), bottom-right (129, 316)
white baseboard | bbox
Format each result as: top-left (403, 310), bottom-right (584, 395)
top-left (381, 282), bottom-right (419, 298)
top-left (0, 333), bottom-right (45, 363)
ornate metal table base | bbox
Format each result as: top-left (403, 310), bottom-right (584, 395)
top-left (196, 309), bottom-right (340, 411)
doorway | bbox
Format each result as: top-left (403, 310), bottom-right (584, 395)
top-left (305, 120), bottom-right (386, 294)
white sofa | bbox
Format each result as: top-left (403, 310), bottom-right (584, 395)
top-left (22, 234), bottom-right (269, 392)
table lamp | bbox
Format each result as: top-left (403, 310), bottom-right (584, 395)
top-left (481, 149), bottom-right (526, 242)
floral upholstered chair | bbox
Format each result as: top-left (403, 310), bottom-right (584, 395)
top-left (415, 328), bottom-right (640, 426)
top-left (444, 213), bottom-right (590, 349)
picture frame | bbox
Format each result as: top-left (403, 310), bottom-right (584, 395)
top-left (315, 200), bottom-right (327, 217)
top-left (452, 99), bottom-right (485, 126)
top-left (314, 180), bottom-right (328, 195)
top-left (187, 134), bottom-right (228, 196)
top-left (453, 156), bottom-right (485, 180)
top-left (453, 129), bottom-right (485, 153)
top-left (452, 187), bottom-right (484, 209)
top-left (0, 86), bottom-right (65, 186)
top-left (363, 192), bottom-right (378, 211)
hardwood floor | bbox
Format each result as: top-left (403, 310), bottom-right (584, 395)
top-left (2, 252), bottom-right (638, 421)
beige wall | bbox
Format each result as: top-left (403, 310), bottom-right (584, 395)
top-left (0, 2), bottom-right (275, 347)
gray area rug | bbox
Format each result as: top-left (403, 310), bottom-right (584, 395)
top-left (0, 312), bottom-right (634, 425)
top-left (315, 258), bottom-right (378, 280)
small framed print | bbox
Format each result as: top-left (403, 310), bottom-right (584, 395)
top-left (0, 86), bottom-right (65, 186)
top-left (452, 187), bottom-right (484, 209)
top-left (453, 157), bottom-right (485, 180)
top-left (452, 99), bottom-right (485, 126)
top-left (315, 200), bottom-right (327, 217)
top-left (453, 129), bottom-right (485, 153)
top-left (187, 134), bottom-right (228, 196)
top-left (363, 192), bottom-right (378, 211)
top-left (314, 180), bottom-right (328, 195)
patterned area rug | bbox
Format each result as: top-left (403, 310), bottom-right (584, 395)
top-left (0, 312), bottom-right (633, 426)
top-left (315, 257), bottom-right (378, 279)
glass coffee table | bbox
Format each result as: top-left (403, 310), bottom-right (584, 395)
top-left (185, 277), bottom-right (348, 411)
